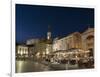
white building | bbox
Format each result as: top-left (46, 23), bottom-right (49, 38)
top-left (16, 45), bottom-right (28, 58)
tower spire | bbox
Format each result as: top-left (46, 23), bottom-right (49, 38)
top-left (47, 25), bottom-right (51, 40)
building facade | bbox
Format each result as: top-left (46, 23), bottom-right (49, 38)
top-left (53, 32), bottom-right (82, 52)
top-left (82, 28), bottom-right (94, 51)
top-left (35, 42), bottom-right (47, 60)
top-left (26, 38), bottom-right (40, 58)
top-left (16, 45), bottom-right (29, 58)
top-left (16, 26), bottom-right (94, 63)
top-left (82, 28), bottom-right (94, 57)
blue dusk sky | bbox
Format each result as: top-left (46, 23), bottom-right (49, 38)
top-left (16, 4), bottom-right (94, 43)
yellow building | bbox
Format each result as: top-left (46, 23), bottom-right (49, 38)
top-left (82, 28), bottom-right (94, 51)
top-left (53, 32), bottom-right (82, 52)
top-left (82, 27), bottom-right (94, 57)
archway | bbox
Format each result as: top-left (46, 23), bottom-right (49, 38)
top-left (86, 35), bottom-right (94, 50)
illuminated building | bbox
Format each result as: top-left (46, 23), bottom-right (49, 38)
top-left (16, 45), bottom-right (28, 58)
top-left (53, 32), bottom-right (82, 52)
top-left (82, 27), bottom-right (94, 50)
top-left (16, 25), bottom-right (94, 62)
top-left (35, 42), bottom-right (47, 60)
top-left (27, 44), bottom-right (35, 58)
top-left (82, 27), bottom-right (94, 57)
top-left (26, 39), bottom-right (40, 58)
top-left (52, 27), bottom-right (94, 62)
top-left (33, 26), bottom-right (53, 60)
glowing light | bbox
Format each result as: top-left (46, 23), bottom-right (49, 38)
top-left (36, 52), bottom-right (40, 57)
top-left (18, 50), bottom-right (20, 54)
top-left (20, 51), bottom-right (23, 55)
top-left (24, 50), bottom-right (26, 54)
top-left (46, 48), bottom-right (49, 54)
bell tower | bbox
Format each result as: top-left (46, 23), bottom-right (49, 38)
top-left (47, 25), bottom-right (51, 40)
top-left (46, 25), bottom-right (52, 55)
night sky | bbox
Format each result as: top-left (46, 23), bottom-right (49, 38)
top-left (16, 4), bottom-right (94, 43)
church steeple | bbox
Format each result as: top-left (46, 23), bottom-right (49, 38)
top-left (47, 25), bottom-right (51, 40)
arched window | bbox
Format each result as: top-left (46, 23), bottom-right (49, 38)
top-left (86, 35), bottom-right (94, 44)
top-left (87, 35), bottom-right (94, 40)
top-left (86, 35), bottom-right (94, 50)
